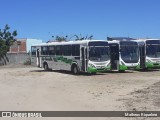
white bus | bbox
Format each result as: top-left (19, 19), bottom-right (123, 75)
top-left (108, 40), bottom-right (140, 71)
top-left (135, 39), bottom-right (160, 69)
top-left (31, 40), bottom-right (111, 74)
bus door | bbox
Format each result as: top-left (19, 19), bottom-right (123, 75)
top-left (81, 46), bottom-right (87, 72)
top-left (110, 43), bottom-right (119, 70)
top-left (36, 49), bottom-right (40, 67)
top-left (139, 44), bottom-right (146, 69)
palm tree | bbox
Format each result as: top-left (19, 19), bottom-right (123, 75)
top-left (74, 34), bottom-right (94, 41)
top-left (55, 35), bottom-right (68, 42)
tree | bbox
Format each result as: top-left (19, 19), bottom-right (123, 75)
top-left (74, 34), bottom-right (93, 41)
top-left (49, 34), bottom-right (94, 42)
top-left (0, 24), bottom-right (17, 59)
top-left (50, 35), bottom-right (68, 42)
top-left (55, 35), bottom-right (68, 42)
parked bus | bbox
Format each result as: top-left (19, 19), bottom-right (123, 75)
top-left (31, 40), bottom-right (111, 74)
top-left (135, 39), bottom-right (160, 69)
top-left (108, 40), bottom-right (140, 71)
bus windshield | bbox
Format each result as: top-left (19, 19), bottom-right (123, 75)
top-left (120, 42), bottom-right (139, 63)
top-left (88, 41), bottom-right (110, 62)
top-left (146, 40), bottom-right (160, 58)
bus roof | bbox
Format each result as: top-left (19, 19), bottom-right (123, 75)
top-left (31, 40), bottom-right (107, 46)
top-left (108, 40), bottom-right (138, 43)
top-left (133, 39), bottom-right (160, 42)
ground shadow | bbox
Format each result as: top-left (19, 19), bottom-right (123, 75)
top-left (30, 69), bottom-right (107, 76)
top-left (0, 54), bottom-right (9, 65)
top-left (102, 70), bottom-right (134, 74)
top-left (135, 69), bottom-right (160, 72)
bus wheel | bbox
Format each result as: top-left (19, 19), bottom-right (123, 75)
top-left (44, 63), bottom-right (49, 71)
top-left (72, 65), bottom-right (79, 75)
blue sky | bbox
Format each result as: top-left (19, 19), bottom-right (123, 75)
top-left (1, 0), bottom-right (160, 42)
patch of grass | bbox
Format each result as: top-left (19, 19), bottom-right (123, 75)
top-left (24, 58), bottom-right (31, 65)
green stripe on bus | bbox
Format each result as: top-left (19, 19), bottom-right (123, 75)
top-left (119, 65), bottom-right (128, 70)
top-left (56, 56), bottom-right (73, 65)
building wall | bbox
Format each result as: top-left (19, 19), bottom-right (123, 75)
top-left (0, 53), bottom-right (30, 65)
top-left (9, 39), bottom-right (27, 53)
top-left (9, 38), bottom-right (42, 53)
top-left (3, 38), bottom-right (42, 65)
top-left (19, 39), bottom-right (27, 52)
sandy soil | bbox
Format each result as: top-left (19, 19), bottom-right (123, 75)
top-left (0, 65), bottom-right (160, 120)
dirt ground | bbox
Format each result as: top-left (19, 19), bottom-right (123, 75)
top-left (0, 65), bottom-right (160, 120)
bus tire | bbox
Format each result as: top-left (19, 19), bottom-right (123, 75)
top-left (72, 65), bottom-right (79, 75)
top-left (44, 63), bottom-right (49, 71)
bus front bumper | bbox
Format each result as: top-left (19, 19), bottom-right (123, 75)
top-left (87, 66), bottom-right (110, 73)
top-left (146, 62), bottom-right (160, 69)
top-left (135, 62), bottom-right (160, 69)
top-left (119, 64), bottom-right (138, 70)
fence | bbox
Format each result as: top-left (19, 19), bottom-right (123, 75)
top-left (0, 53), bottom-right (31, 65)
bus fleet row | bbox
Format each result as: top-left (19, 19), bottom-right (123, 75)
top-left (31, 39), bottom-right (160, 74)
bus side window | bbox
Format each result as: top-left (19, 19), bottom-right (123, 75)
top-left (63, 45), bottom-right (72, 56)
top-left (68, 45), bottom-right (72, 56)
top-left (41, 46), bottom-right (48, 55)
top-left (31, 46), bottom-right (36, 55)
top-left (60, 46), bottom-right (63, 55)
top-left (56, 45), bottom-right (62, 55)
top-left (72, 45), bottom-right (80, 56)
top-left (48, 46), bottom-right (55, 55)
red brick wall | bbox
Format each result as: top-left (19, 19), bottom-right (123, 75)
top-left (9, 39), bottom-right (27, 53)
top-left (19, 40), bottom-right (26, 52)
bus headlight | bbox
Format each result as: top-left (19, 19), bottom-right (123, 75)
top-left (146, 59), bottom-right (152, 63)
top-left (121, 61), bottom-right (125, 65)
top-left (106, 63), bottom-right (111, 67)
top-left (88, 63), bottom-right (96, 68)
